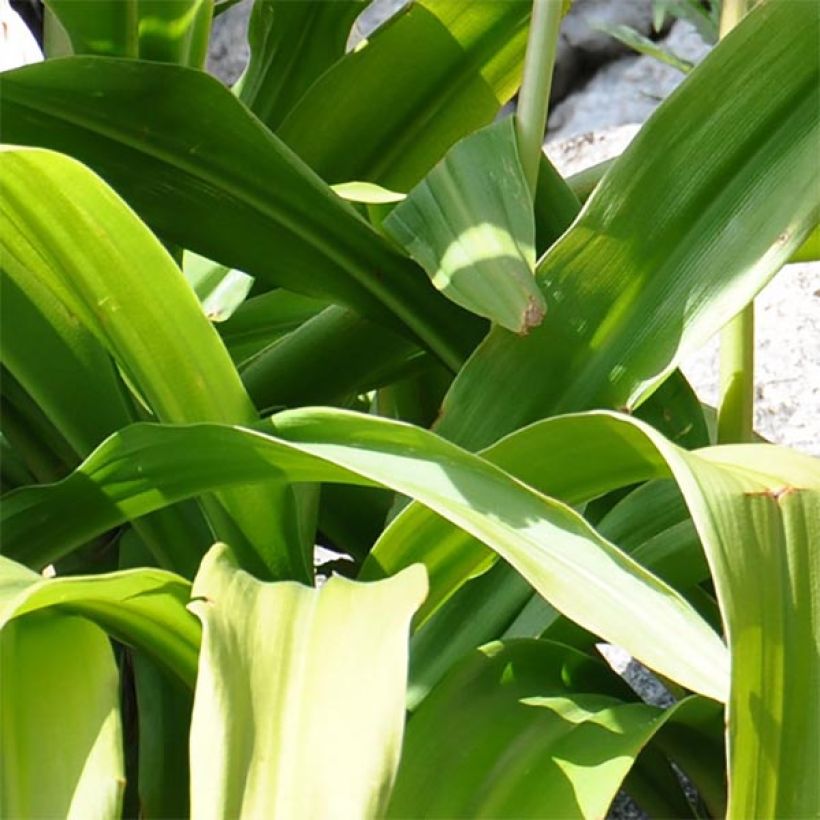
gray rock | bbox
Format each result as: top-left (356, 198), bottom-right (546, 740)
top-left (548, 20), bottom-right (711, 139)
top-left (207, 0), bottom-right (252, 84)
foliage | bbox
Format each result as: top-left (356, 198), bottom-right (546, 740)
top-left (0, 0), bottom-right (818, 818)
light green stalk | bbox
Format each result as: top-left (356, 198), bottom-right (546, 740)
top-left (716, 0), bottom-right (757, 443)
top-left (515, 0), bottom-right (565, 196)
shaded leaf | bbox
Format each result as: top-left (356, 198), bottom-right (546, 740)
top-left (237, 0), bottom-right (364, 130)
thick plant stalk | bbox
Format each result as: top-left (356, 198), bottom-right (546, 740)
top-left (515, 0), bottom-right (564, 196)
top-left (716, 0), bottom-right (757, 443)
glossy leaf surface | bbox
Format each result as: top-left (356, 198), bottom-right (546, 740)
top-left (0, 563), bottom-right (124, 820)
top-left (391, 641), bottom-right (710, 819)
top-left (436, 0), bottom-right (820, 451)
top-left (2, 409), bottom-right (728, 701)
top-left (0, 58), bottom-right (481, 367)
top-left (0, 146), bottom-right (304, 580)
top-left (0, 554), bottom-right (199, 686)
top-left (278, 0), bottom-right (530, 189)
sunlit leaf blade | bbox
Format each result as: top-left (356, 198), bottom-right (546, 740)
top-left (0, 146), bottom-right (306, 580)
top-left (1, 409), bottom-right (728, 701)
top-left (367, 409), bottom-right (820, 813)
top-left (391, 640), bottom-right (707, 819)
top-left (278, 0), bottom-right (530, 189)
top-left (188, 543), bottom-right (426, 819)
top-left (0, 554), bottom-right (199, 686)
top-left (385, 118), bottom-right (545, 332)
top-left (332, 180), bottom-right (406, 205)
top-left (237, 0), bottom-right (364, 130)
top-left (0, 58), bottom-right (482, 367)
top-left (0, 613), bottom-right (123, 819)
top-left (688, 446), bottom-right (820, 818)
top-left (436, 0), bottom-right (820, 451)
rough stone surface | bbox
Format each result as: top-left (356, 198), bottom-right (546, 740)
top-left (548, 19), bottom-right (711, 140)
top-left (207, 0), bottom-right (252, 84)
top-left (209, 0), bottom-right (665, 101)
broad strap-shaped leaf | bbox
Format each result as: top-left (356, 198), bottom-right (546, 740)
top-left (365, 410), bottom-right (820, 815)
top-left (1, 410), bottom-right (729, 702)
top-left (0, 58), bottom-right (482, 368)
top-left (188, 543), bottom-right (426, 819)
top-left (436, 0), bottom-right (820, 451)
top-left (0, 561), bottom-right (124, 819)
top-left (0, 146), bottom-right (306, 580)
top-left (685, 445), bottom-right (820, 818)
top-left (385, 118), bottom-right (545, 333)
top-left (237, 0), bottom-right (364, 130)
top-left (391, 640), bottom-right (718, 819)
top-left (0, 554), bottom-right (199, 686)
top-left (278, 0), bottom-right (530, 189)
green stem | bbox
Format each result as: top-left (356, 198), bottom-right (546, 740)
top-left (716, 0), bottom-right (756, 444)
top-left (717, 304), bottom-right (755, 444)
top-left (515, 0), bottom-right (564, 196)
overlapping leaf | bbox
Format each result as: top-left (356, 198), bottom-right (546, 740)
top-left (278, 0), bottom-right (530, 189)
top-left (1, 409), bottom-right (728, 701)
top-left (237, 0), bottom-right (364, 130)
top-left (385, 118), bottom-right (545, 332)
top-left (0, 59), bottom-right (481, 367)
top-left (435, 0), bottom-right (820, 451)
top-left (0, 146), bottom-right (306, 580)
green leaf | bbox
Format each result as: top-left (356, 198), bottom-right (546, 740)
top-left (44, 0), bottom-right (213, 66)
top-left (136, 0), bottom-right (213, 67)
top-left (0, 554), bottom-right (199, 687)
top-left (240, 305), bottom-right (423, 410)
top-left (689, 445), bottom-right (820, 818)
top-left (436, 0), bottom-right (820, 451)
top-left (390, 640), bottom-right (707, 819)
top-left (331, 180), bottom-right (406, 205)
top-left (44, 0), bottom-right (140, 57)
top-left (0, 145), bottom-right (305, 580)
top-left (385, 118), bottom-right (546, 333)
top-left (0, 57), bottom-right (483, 368)
top-left (237, 0), bottom-right (364, 130)
top-left (218, 289), bottom-right (328, 367)
top-left (278, 0), bottom-right (531, 189)
top-left (595, 22), bottom-right (693, 73)
top-left (0, 613), bottom-right (123, 818)
top-left (183, 250), bottom-right (254, 323)
top-left (2, 410), bottom-right (729, 701)
top-left (188, 543), bottom-right (426, 818)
